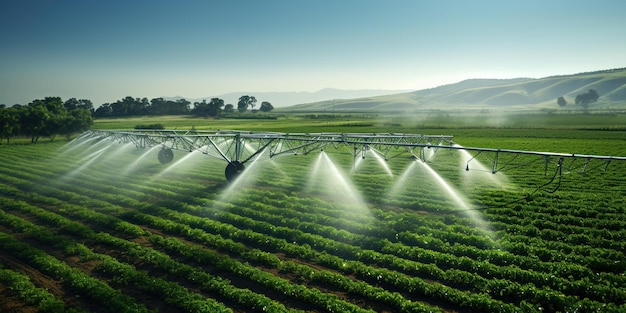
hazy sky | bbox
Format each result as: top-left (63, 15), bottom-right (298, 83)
top-left (1, 0), bottom-right (625, 106)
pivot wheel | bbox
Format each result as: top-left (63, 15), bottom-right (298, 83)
top-left (158, 148), bottom-right (174, 164)
top-left (225, 161), bottom-right (245, 182)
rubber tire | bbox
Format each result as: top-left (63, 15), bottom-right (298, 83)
top-left (224, 161), bottom-right (245, 182)
top-left (158, 149), bottom-right (174, 164)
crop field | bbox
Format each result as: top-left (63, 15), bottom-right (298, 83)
top-left (1, 117), bottom-right (626, 312)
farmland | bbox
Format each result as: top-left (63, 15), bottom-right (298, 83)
top-left (1, 114), bottom-right (626, 312)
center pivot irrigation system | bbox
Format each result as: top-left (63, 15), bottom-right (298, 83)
top-left (81, 129), bottom-right (626, 182)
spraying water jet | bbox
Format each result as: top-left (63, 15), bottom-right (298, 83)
top-left (306, 152), bottom-right (371, 219)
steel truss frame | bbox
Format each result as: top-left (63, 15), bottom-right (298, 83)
top-left (81, 129), bottom-right (626, 181)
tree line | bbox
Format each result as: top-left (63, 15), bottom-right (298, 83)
top-left (93, 95), bottom-right (273, 118)
top-left (0, 95), bottom-right (274, 144)
top-left (0, 97), bottom-right (93, 144)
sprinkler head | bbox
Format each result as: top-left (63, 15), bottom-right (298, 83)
top-left (465, 164), bottom-right (470, 171)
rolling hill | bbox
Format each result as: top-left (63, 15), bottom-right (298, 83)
top-left (282, 68), bottom-right (626, 112)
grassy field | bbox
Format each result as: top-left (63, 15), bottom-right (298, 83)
top-left (91, 112), bottom-right (626, 132)
top-left (92, 112), bottom-right (626, 155)
top-left (1, 112), bottom-right (625, 312)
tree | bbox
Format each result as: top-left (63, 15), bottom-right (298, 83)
top-left (237, 96), bottom-right (250, 113)
top-left (63, 108), bottom-right (93, 139)
top-left (192, 98), bottom-right (224, 117)
top-left (63, 98), bottom-right (79, 111)
top-left (109, 96), bottom-right (148, 116)
top-left (76, 99), bottom-right (94, 112)
top-left (150, 97), bottom-right (168, 115)
top-left (557, 96), bottom-right (567, 107)
top-left (259, 101), bottom-right (274, 112)
top-left (173, 99), bottom-right (191, 115)
top-left (191, 99), bottom-right (208, 116)
top-left (207, 98), bottom-right (224, 117)
top-left (94, 103), bottom-right (113, 117)
top-left (0, 107), bottom-right (20, 144)
top-left (575, 89), bottom-right (599, 111)
top-left (149, 98), bottom-right (190, 115)
top-left (62, 98), bottom-right (93, 112)
top-left (247, 96), bottom-right (257, 111)
top-left (20, 104), bottom-right (50, 143)
top-left (32, 97), bottom-right (69, 141)
top-left (224, 104), bottom-right (234, 114)
top-left (0, 97), bottom-right (91, 143)
top-left (237, 95), bottom-right (258, 113)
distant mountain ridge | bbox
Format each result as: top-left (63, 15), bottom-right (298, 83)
top-left (284, 67), bottom-right (626, 112)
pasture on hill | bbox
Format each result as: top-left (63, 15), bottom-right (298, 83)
top-left (0, 113), bottom-right (625, 312)
top-left (283, 68), bottom-right (626, 112)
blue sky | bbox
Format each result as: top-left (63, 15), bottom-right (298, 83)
top-left (1, 0), bottom-right (625, 106)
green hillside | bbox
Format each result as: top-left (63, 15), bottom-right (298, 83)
top-left (283, 68), bottom-right (626, 112)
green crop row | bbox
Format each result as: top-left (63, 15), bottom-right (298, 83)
top-left (0, 227), bottom-right (148, 313)
top-left (2, 156), bottom-right (620, 310)
top-left (0, 265), bottom-right (77, 313)
top-left (1, 136), bottom-right (626, 312)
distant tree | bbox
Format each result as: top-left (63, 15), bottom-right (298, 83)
top-left (237, 96), bottom-right (250, 113)
top-left (32, 97), bottom-right (68, 141)
top-left (575, 89), bottom-right (599, 111)
top-left (149, 98), bottom-right (190, 115)
top-left (63, 98), bottom-right (94, 113)
top-left (20, 97), bottom-right (93, 141)
top-left (557, 96), bottom-right (567, 107)
top-left (0, 107), bottom-right (20, 144)
top-left (259, 101), bottom-right (274, 112)
top-left (150, 97), bottom-right (168, 115)
top-left (207, 98), bottom-right (224, 117)
top-left (139, 97), bottom-right (150, 114)
top-left (19, 104), bottom-right (50, 143)
top-left (247, 96), bottom-right (257, 111)
top-left (76, 99), bottom-right (94, 112)
top-left (173, 98), bottom-right (191, 114)
top-left (191, 99), bottom-right (209, 116)
top-left (63, 98), bottom-right (79, 111)
top-left (109, 96), bottom-right (148, 116)
top-left (0, 96), bottom-right (91, 143)
top-left (236, 95), bottom-right (258, 113)
top-left (63, 108), bottom-right (93, 139)
top-left (191, 98), bottom-right (224, 117)
top-left (224, 104), bottom-right (234, 113)
top-left (94, 103), bottom-right (113, 117)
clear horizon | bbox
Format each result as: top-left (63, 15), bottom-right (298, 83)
top-left (1, 0), bottom-right (625, 106)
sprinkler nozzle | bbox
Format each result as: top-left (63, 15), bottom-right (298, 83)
top-left (465, 164), bottom-right (470, 171)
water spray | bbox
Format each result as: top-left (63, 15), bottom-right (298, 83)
top-left (78, 129), bottom-right (626, 184)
